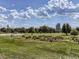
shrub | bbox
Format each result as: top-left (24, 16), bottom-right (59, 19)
top-left (55, 36), bottom-right (63, 40)
top-left (25, 36), bottom-right (31, 39)
top-left (32, 36), bottom-right (39, 40)
top-left (70, 30), bottom-right (79, 36)
top-left (22, 35), bottom-right (26, 38)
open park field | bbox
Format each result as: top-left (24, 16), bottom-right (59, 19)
top-left (1, 0), bottom-right (79, 59)
top-left (0, 33), bottom-right (78, 59)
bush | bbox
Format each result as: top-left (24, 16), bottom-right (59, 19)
top-left (55, 36), bottom-right (63, 40)
top-left (70, 30), bottom-right (79, 36)
top-left (25, 36), bottom-right (31, 39)
top-left (22, 35), bottom-right (26, 38)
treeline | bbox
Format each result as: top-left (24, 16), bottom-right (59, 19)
top-left (0, 26), bottom-right (56, 33)
top-left (0, 23), bottom-right (79, 34)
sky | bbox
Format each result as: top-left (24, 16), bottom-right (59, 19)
top-left (0, 0), bottom-right (79, 28)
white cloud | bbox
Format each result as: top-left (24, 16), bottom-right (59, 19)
top-left (0, 0), bottom-right (79, 20)
top-left (0, 6), bottom-right (7, 12)
top-left (70, 13), bottom-right (79, 19)
top-left (9, 9), bottom-right (32, 19)
top-left (47, 0), bottom-right (79, 9)
top-left (44, 0), bottom-right (79, 19)
top-left (0, 14), bottom-right (8, 20)
top-left (10, 9), bottom-right (20, 19)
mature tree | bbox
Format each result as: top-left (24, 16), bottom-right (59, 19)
top-left (48, 27), bottom-right (56, 33)
top-left (14, 27), bottom-right (26, 33)
top-left (28, 27), bottom-right (35, 33)
top-left (39, 25), bottom-right (49, 33)
top-left (56, 23), bottom-right (61, 33)
top-left (0, 28), bottom-right (7, 33)
top-left (35, 28), bottom-right (39, 33)
top-left (62, 23), bottom-right (71, 35)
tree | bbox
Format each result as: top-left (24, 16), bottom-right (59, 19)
top-left (62, 23), bottom-right (71, 35)
top-left (48, 27), bottom-right (56, 33)
top-left (28, 27), bottom-right (35, 33)
top-left (14, 27), bottom-right (26, 33)
top-left (70, 29), bottom-right (78, 36)
top-left (39, 25), bottom-right (49, 33)
top-left (0, 28), bottom-right (7, 33)
top-left (56, 23), bottom-right (61, 33)
top-left (35, 28), bottom-right (39, 33)
top-left (76, 27), bottom-right (79, 32)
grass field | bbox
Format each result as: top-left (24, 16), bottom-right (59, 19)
top-left (0, 33), bottom-right (78, 59)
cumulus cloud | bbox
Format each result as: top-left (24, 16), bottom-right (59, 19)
top-left (0, 0), bottom-right (79, 20)
top-left (24, 0), bottom-right (79, 19)
top-left (47, 0), bottom-right (77, 9)
top-left (70, 13), bottom-right (79, 19)
top-left (9, 8), bottom-right (32, 19)
top-left (0, 6), bottom-right (7, 12)
top-left (44, 0), bottom-right (79, 19)
top-left (0, 14), bottom-right (8, 20)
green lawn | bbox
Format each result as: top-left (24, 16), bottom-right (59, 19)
top-left (0, 33), bottom-right (78, 59)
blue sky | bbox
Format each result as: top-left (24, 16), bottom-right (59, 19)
top-left (0, 0), bottom-right (48, 10)
top-left (0, 0), bottom-right (79, 28)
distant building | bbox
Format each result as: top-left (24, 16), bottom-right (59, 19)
top-left (56, 23), bottom-right (61, 32)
